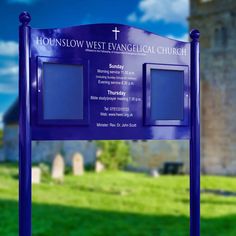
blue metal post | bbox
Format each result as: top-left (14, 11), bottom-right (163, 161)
top-left (190, 29), bottom-right (201, 236)
top-left (19, 12), bottom-right (32, 236)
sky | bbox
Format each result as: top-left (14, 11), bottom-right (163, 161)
top-left (0, 0), bottom-right (189, 128)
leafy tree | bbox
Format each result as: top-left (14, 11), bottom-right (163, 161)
top-left (96, 140), bottom-right (131, 170)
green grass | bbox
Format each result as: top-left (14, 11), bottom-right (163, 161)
top-left (0, 163), bottom-right (236, 235)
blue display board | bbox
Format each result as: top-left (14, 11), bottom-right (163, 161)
top-left (19, 12), bottom-right (200, 236)
top-left (37, 57), bottom-right (89, 125)
top-left (151, 69), bottom-right (184, 120)
top-left (43, 63), bottom-right (84, 120)
top-left (145, 64), bottom-right (189, 126)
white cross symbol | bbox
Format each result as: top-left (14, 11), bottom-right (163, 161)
top-left (112, 27), bottom-right (120, 41)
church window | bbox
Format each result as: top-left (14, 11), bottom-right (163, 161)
top-left (221, 27), bottom-right (228, 47)
top-left (214, 28), bottom-right (221, 47)
top-left (214, 26), bottom-right (227, 48)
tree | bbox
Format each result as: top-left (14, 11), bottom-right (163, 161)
top-left (96, 140), bottom-right (131, 170)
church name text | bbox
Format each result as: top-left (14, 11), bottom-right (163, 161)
top-left (36, 36), bottom-right (188, 56)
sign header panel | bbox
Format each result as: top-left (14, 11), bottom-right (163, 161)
top-left (30, 24), bottom-right (191, 140)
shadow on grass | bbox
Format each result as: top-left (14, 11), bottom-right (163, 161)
top-left (181, 198), bottom-right (236, 206)
top-left (0, 199), bottom-right (236, 236)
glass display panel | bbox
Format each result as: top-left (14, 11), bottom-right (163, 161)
top-left (150, 69), bottom-right (184, 121)
top-left (43, 63), bottom-right (84, 120)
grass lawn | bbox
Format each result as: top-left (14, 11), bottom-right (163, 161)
top-left (0, 164), bottom-right (236, 236)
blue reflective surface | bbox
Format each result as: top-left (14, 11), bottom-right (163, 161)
top-left (43, 63), bottom-right (84, 120)
top-left (150, 69), bottom-right (184, 121)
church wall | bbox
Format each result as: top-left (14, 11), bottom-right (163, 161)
top-left (3, 124), bottom-right (190, 172)
top-left (3, 124), bottom-right (97, 165)
top-left (3, 125), bottom-right (18, 162)
top-left (190, 0), bottom-right (236, 175)
top-left (32, 140), bottom-right (97, 166)
top-left (0, 149), bottom-right (4, 162)
top-left (128, 140), bottom-right (189, 173)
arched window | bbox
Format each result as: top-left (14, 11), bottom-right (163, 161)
top-left (221, 27), bottom-right (228, 47)
top-left (214, 28), bottom-right (220, 47)
top-left (214, 26), bottom-right (228, 48)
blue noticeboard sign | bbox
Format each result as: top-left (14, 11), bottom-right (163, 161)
top-left (37, 57), bottom-right (89, 125)
top-left (151, 69), bottom-right (184, 120)
top-left (145, 64), bottom-right (189, 126)
top-left (43, 63), bottom-right (84, 120)
top-left (19, 12), bottom-right (201, 236)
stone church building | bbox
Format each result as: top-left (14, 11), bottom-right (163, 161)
top-left (1, 0), bottom-right (236, 174)
top-left (190, 0), bottom-right (236, 174)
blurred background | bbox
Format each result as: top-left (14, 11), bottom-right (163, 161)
top-left (0, 0), bottom-right (236, 235)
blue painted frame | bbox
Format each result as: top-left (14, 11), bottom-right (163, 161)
top-left (19, 12), bottom-right (32, 236)
top-left (190, 29), bottom-right (201, 236)
top-left (144, 64), bottom-right (189, 126)
top-left (19, 12), bottom-right (200, 236)
top-left (37, 56), bottom-right (90, 126)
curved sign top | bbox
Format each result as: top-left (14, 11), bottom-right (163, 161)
top-left (28, 23), bottom-right (191, 140)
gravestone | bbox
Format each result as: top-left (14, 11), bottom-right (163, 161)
top-left (95, 149), bottom-right (104, 173)
top-left (96, 149), bottom-right (102, 158)
top-left (95, 160), bottom-right (105, 173)
top-left (31, 167), bottom-right (41, 184)
top-left (72, 152), bottom-right (84, 176)
top-left (149, 169), bottom-right (160, 178)
top-left (52, 154), bottom-right (64, 180)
